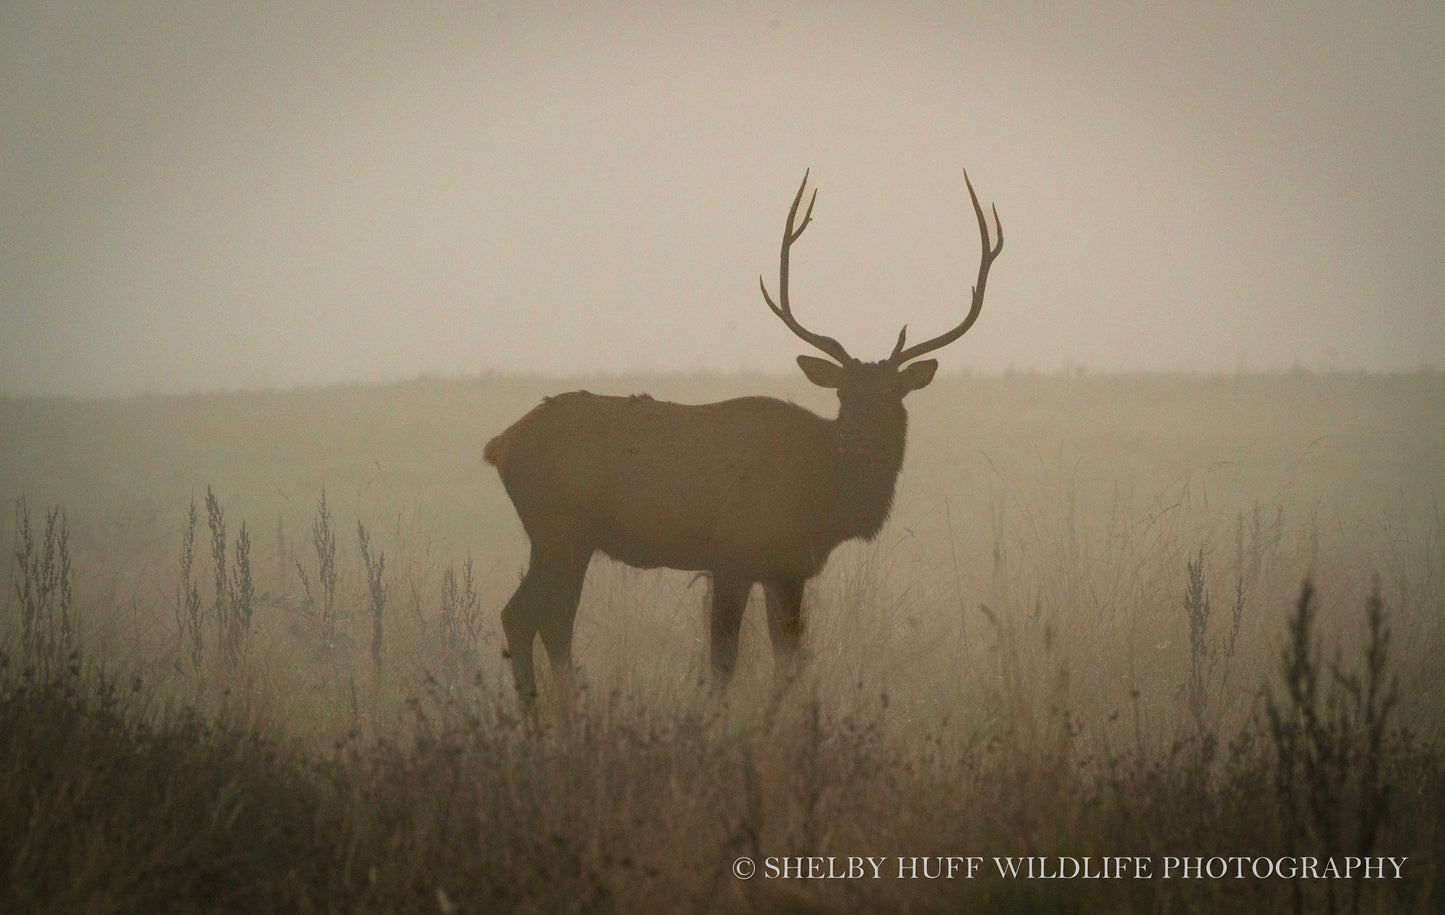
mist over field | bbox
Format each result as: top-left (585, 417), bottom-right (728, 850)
top-left (3, 371), bottom-right (1444, 909)
top-left (3, 3), bottom-right (1444, 911)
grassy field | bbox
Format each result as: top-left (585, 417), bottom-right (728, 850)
top-left (2, 370), bottom-right (1443, 912)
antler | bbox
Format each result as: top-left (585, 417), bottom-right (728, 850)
top-left (887, 169), bottom-right (1003, 365)
top-left (760, 171), bottom-right (854, 365)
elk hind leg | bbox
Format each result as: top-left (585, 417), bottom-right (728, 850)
top-left (535, 547), bottom-right (591, 698)
top-left (763, 578), bottom-right (805, 687)
top-left (501, 543), bottom-right (589, 701)
top-left (709, 575), bottom-right (753, 682)
top-left (500, 567), bottom-right (545, 701)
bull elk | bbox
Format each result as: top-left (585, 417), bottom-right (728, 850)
top-left (485, 170), bottom-right (1003, 699)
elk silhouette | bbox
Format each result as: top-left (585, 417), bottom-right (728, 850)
top-left (485, 170), bottom-right (1002, 699)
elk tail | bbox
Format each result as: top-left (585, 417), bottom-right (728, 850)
top-left (483, 429), bottom-right (512, 467)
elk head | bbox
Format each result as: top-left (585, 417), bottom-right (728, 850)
top-left (759, 170), bottom-right (1004, 449)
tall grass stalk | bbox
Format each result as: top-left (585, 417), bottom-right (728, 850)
top-left (10, 500), bottom-right (75, 678)
top-left (439, 554), bottom-right (480, 690)
top-left (175, 499), bottom-right (202, 673)
top-left (1266, 580), bottom-right (1403, 915)
top-left (205, 487), bottom-right (229, 667)
top-left (358, 520), bottom-right (387, 682)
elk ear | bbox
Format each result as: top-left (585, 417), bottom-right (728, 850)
top-left (897, 359), bottom-right (938, 392)
top-left (797, 355), bottom-right (843, 389)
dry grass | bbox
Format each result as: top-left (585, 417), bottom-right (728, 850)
top-left (2, 370), bottom-right (1443, 912)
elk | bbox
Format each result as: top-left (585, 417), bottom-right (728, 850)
top-left (485, 170), bottom-right (1002, 699)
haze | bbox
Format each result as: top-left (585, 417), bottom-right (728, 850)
top-left (3, 2), bottom-right (1442, 398)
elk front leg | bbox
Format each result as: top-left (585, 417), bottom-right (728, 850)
top-left (709, 575), bottom-right (753, 681)
top-left (763, 578), bottom-right (805, 687)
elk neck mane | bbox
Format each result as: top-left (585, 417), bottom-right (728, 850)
top-left (827, 396), bottom-right (910, 543)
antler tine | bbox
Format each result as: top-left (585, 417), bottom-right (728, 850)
top-left (889, 169), bottom-right (1004, 365)
top-left (889, 325), bottom-right (909, 360)
top-left (760, 171), bottom-right (854, 365)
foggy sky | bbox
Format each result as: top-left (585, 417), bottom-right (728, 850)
top-left (3, 2), bottom-right (1443, 397)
